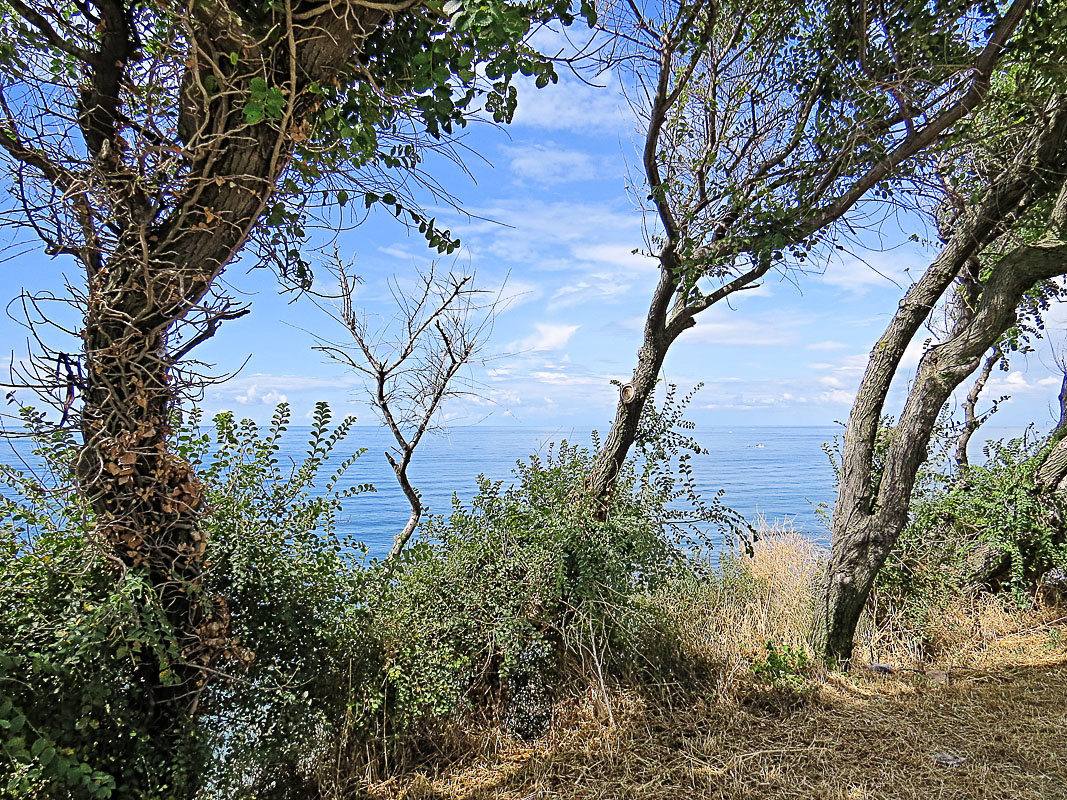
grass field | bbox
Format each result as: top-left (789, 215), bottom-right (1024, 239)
top-left (368, 532), bottom-right (1067, 800)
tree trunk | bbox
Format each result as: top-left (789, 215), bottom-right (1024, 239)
top-left (587, 268), bottom-right (684, 505)
top-left (78, 276), bottom-right (217, 789)
top-left (954, 346), bottom-right (1002, 469)
top-left (824, 240), bottom-right (1067, 666)
top-left (387, 449), bottom-right (422, 558)
top-left (821, 97), bottom-right (1067, 666)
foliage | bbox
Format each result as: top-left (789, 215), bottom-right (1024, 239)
top-left (631, 382), bottom-right (753, 554)
top-left (881, 432), bottom-right (1067, 604)
top-left (751, 641), bottom-right (813, 693)
top-left (178, 402), bottom-right (382, 798)
top-left (1, 393), bottom-right (744, 791)
top-left (0, 408), bottom-right (177, 798)
top-left (366, 392), bottom-right (741, 743)
top-left (0, 403), bottom-right (377, 798)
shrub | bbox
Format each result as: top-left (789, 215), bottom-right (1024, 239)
top-left (0, 403), bottom-right (377, 800)
top-left (364, 386), bottom-right (748, 747)
top-left (184, 403), bottom-right (378, 799)
top-left (881, 433), bottom-right (1067, 604)
top-left (751, 641), bottom-right (813, 692)
top-left (0, 408), bottom-right (176, 798)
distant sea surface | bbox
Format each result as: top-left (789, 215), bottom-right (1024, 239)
top-left (2, 425), bottom-right (844, 556)
top-left (3, 423), bottom-right (1037, 557)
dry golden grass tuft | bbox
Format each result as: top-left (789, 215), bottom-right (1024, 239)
top-left (366, 526), bottom-right (1067, 800)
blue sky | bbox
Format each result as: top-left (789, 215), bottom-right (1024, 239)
top-left (2, 61), bottom-right (1066, 435)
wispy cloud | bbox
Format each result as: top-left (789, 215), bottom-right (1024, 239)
top-left (512, 73), bottom-right (632, 135)
top-left (549, 273), bottom-right (632, 310)
top-left (808, 340), bottom-right (848, 351)
top-left (816, 251), bottom-right (919, 296)
top-left (679, 309), bottom-right (806, 347)
top-left (513, 322), bottom-right (579, 352)
top-left (502, 143), bottom-right (598, 184)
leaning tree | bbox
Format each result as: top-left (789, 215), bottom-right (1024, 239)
top-left (0, 0), bottom-right (587, 791)
top-left (585, 0), bottom-right (1041, 504)
top-left (822, 74), bottom-right (1067, 665)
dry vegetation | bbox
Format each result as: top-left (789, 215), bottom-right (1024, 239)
top-left (367, 527), bottom-right (1067, 800)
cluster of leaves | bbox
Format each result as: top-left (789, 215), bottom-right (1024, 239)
top-left (0, 409), bottom-right (186, 798)
top-left (1, 395), bottom-right (740, 792)
top-left (0, 403), bottom-right (379, 798)
top-left (630, 382), bottom-right (753, 554)
top-left (881, 433), bottom-right (1067, 604)
top-left (177, 402), bottom-right (384, 798)
top-left (368, 440), bottom-right (677, 739)
top-left (268, 0), bottom-right (598, 277)
top-left (751, 641), bottom-right (813, 693)
top-left (366, 392), bottom-right (740, 743)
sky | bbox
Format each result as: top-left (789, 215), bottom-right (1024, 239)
top-left (2, 48), bottom-right (1066, 435)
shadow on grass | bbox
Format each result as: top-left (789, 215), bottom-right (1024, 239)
top-left (373, 657), bottom-right (1067, 800)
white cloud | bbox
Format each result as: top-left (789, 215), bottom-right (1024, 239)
top-left (818, 389), bottom-right (855, 405)
top-left (513, 322), bottom-right (579, 352)
top-left (512, 73), bottom-right (632, 135)
top-left (549, 273), bottom-right (632, 309)
top-left (530, 370), bottom-right (605, 386)
top-left (816, 251), bottom-right (919, 296)
top-left (225, 373), bottom-right (356, 392)
top-left (235, 385), bottom-right (288, 405)
top-left (377, 244), bottom-right (421, 261)
top-left (503, 143), bottom-right (597, 184)
top-left (680, 309), bottom-right (806, 347)
top-left (986, 371), bottom-right (1061, 394)
top-left (571, 243), bottom-right (658, 274)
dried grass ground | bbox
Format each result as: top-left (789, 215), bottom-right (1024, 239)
top-left (368, 533), bottom-right (1067, 800)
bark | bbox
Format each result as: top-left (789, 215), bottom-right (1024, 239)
top-left (586, 1), bottom-right (1031, 506)
top-left (822, 97), bottom-right (1067, 667)
top-left (587, 267), bottom-right (689, 504)
top-left (387, 449), bottom-right (422, 558)
top-left (43, 1), bottom-right (398, 785)
top-left (825, 241), bottom-right (1067, 666)
top-left (1036, 435), bottom-right (1067, 493)
top-left (1057, 371), bottom-right (1067, 433)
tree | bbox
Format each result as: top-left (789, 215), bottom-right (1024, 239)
top-left (585, 0), bottom-right (1036, 504)
top-left (822, 91), bottom-right (1067, 666)
top-left (0, 0), bottom-right (585, 792)
top-left (953, 345), bottom-right (1004, 470)
top-left (316, 260), bottom-right (500, 558)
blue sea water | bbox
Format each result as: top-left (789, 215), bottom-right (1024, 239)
top-left (1, 425), bottom-right (840, 557)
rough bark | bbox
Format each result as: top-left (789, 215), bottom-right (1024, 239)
top-left (0, 0), bottom-right (411, 784)
top-left (822, 97), bottom-right (1067, 666)
top-left (587, 268), bottom-right (687, 502)
top-left (825, 239), bottom-right (1067, 665)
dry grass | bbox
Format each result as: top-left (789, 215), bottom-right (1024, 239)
top-left (366, 527), bottom-right (1067, 800)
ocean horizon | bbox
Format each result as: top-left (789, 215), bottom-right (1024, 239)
top-left (1, 423), bottom-right (1035, 558)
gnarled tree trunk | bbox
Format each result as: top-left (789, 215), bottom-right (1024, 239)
top-left (825, 237), bottom-right (1067, 665)
top-left (823, 98), bottom-right (1067, 666)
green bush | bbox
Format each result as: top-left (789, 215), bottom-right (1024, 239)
top-left (751, 641), bottom-right (812, 692)
top-left (183, 403), bottom-right (378, 799)
top-left (1, 409), bottom-right (175, 799)
top-left (881, 433), bottom-right (1067, 604)
top-left (0, 403), bottom-right (378, 799)
top-left (367, 387), bottom-right (747, 744)
top-left (2, 390), bottom-right (745, 795)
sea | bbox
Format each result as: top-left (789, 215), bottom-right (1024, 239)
top-left (0, 423), bottom-right (1030, 559)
